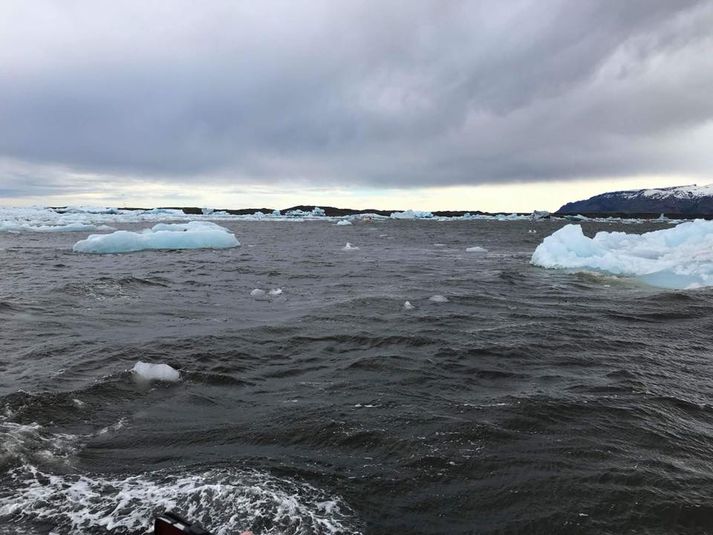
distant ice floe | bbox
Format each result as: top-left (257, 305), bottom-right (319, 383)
top-left (531, 220), bottom-right (713, 289)
top-left (466, 246), bottom-right (487, 253)
top-left (342, 242), bottom-right (359, 251)
top-left (403, 301), bottom-right (415, 310)
top-left (0, 221), bottom-right (115, 233)
top-left (429, 295), bottom-right (449, 303)
top-left (390, 210), bottom-right (433, 219)
top-left (131, 361), bottom-right (180, 382)
top-left (0, 206), bottom-right (192, 233)
top-left (0, 205), bottom-right (684, 230)
top-left (336, 220), bottom-right (352, 226)
top-left (73, 222), bottom-right (240, 254)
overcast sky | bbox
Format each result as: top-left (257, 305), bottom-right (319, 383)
top-left (1, 0), bottom-right (712, 210)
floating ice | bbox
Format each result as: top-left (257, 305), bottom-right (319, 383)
top-left (342, 242), bottom-right (359, 251)
top-left (0, 205), bottom-right (665, 230)
top-left (530, 210), bottom-right (550, 220)
top-left (466, 246), bottom-right (487, 253)
top-left (0, 222), bottom-right (114, 233)
top-left (131, 361), bottom-right (180, 382)
top-left (336, 220), bottom-right (352, 226)
top-left (429, 295), bottom-right (449, 303)
top-left (403, 301), bottom-right (415, 310)
top-left (390, 210), bottom-right (433, 219)
top-left (285, 207), bottom-right (326, 218)
top-left (531, 220), bottom-right (713, 289)
top-left (73, 221), bottom-right (240, 254)
top-left (268, 288), bottom-right (283, 296)
top-left (250, 288), bottom-right (267, 299)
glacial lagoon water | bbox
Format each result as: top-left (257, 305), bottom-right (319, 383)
top-left (3, 219), bottom-right (713, 534)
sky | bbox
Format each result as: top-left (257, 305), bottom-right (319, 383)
top-left (1, 0), bottom-right (712, 211)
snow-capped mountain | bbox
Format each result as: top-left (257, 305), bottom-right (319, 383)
top-left (558, 184), bottom-right (713, 215)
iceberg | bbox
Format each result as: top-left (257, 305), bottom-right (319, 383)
top-left (530, 210), bottom-right (550, 221)
top-left (390, 210), bottom-right (433, 219)
top-left (285, 207), bottom-right (327, 218)
top-left (342, 242), bottom-right (359, 250)
top-left (131, 361), bottom-right (180, 382)
top-left (336, 220), bottom-right (352, 226)
top-left (531, 220), bottom-right (713, 289)
top-left (495, 213), bottom-right (524, 221)
top-left (429, 295), bottom-right (449, 303)
top-left (466, 246), bottom-right (487, 253)
top-left (73, 221), bottom-right (240, 254)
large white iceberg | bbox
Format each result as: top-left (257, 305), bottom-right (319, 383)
top-left (73, 221), bottom-right (240, 254)
top-left (531, 220), bottom-right (713, 289)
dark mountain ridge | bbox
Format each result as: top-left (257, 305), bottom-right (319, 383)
top-left (558, 184), bottom-right (713, 215)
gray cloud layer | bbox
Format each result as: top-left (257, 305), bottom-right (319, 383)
top-left (1, 0), bottom-right (712, 195)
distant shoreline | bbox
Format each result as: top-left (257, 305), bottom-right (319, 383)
top-left (51, 204), bottom-right (531, 218)
top-left (48, 205), bottom-right (713, 220)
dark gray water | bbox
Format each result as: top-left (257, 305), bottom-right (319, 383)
top-left (3, 219), bottom-right (713, 535)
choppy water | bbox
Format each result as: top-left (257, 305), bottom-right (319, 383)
top-left (3, 219), bottom-right (713, 534)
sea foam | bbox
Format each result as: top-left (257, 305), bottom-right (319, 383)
top-left (0, 467), bottom-right (359, 535)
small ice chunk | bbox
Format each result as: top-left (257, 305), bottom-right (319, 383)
top-left (433, 243), bottom-right (446, 247)
top-left (336, 220), bottom-right (352, 226)
top-left (403, 301), bottom-right (415, 310)
top-left (466, 246), bottom-right (487, 253)
top-left (131, 361), bottom-right (180, 382)
top-left (250, 288), bottom-right (267, 298)
top-left (429, 295), bottom-right (449, 303)
top-left (268, 288), bottom-right (283, 296)
top-left (342, 242), bottom-right (359, 250)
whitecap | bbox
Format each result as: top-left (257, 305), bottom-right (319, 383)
top-left (0, 467), bottom-right (360, 535)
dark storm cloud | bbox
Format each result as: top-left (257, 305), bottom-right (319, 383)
top-left (0, 0), bottom-right (712, 194)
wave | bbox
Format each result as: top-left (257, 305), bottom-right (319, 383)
top-left (0, 465), bottom-right (361, 535)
